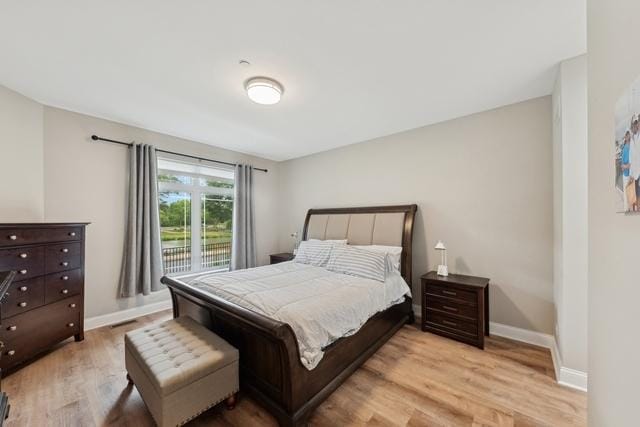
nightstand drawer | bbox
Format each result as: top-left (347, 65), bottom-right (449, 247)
top-left (425, 296), bottom-right (477, 319)
top-left (425, 282), bottom-right (477, 305)
top-left (425, 311), bottom-right (478, 337)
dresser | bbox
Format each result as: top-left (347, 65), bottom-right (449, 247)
top-left (0, 223), bottom-right (88, 373)
top-left (421, 271), bottom-right (490, 349)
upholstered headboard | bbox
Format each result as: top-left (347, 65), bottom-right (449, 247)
top-left (302, 205), bottom-right (418, 284)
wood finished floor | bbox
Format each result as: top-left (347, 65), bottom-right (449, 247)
top-left (3, 310), bottom-right (586, 427)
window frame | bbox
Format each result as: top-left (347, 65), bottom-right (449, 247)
top-left (157, 159), bottom-right (234, 276)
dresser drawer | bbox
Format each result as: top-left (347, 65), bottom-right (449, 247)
top-left (0, 246), bottom-right (44, 281)
top-left (45, 242), bottom-right (82, 273)
top-left (45, 269), bottom-right (83, 304)
top-left (425, 311), bottom-right (478, 338)
top-left (424, 282), bottom-right (477, 305)
top-left (425, 295), bottom-right (477, 320)
top-left (0, 227), bottom-right (82, 248)
top-left (1, 277), bottom-right (45, 319)
top-left (0, 296), bottom-right (81, 369)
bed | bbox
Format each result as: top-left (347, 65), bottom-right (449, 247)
top-left (160, 204), bottom-right (417, 426)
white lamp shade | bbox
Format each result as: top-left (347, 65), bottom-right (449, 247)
top-left (245, 77), bottom-right (283, 105)
top-left (434, 240), bottom-right (446, 250)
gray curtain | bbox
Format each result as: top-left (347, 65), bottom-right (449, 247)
top-left (230, 164), bottom-right (256, 270)
top-left (118, 143), bottom-right (163, 297)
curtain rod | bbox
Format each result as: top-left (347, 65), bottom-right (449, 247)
top-left (90, 135), bottom-right (268, 173)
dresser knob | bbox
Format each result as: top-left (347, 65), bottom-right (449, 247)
top-left (62, 275), bottom-right (69, 281)
top-left (19, 269), bottom-right (27, 275)
top-left (7, 326), bottom-right (16, 331)
top-left (19, 253), bottom-right (27, 259)
top-left (61, 289), bottom-right (69, 295)
top-left (61, 262), bottom-right (69, 267)
top-left (67, 323), bottom-right (75, 328)
top-left (8, 235), bottom-right (17, 241)
top-left (69, 303), bottom-right (76, 308)
top-left (7, 350), bottom-right (15, 356)
top-left (18, 302), bottom-right (27, 308)
top-left (61, 248), bottom-right (69, 253)
top-left (19, 286), bottom-right (28, 292)
top-left (69, 232), bottom-right (76, 237)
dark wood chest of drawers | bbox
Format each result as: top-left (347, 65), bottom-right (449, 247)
top-left (0, 223), bottom-right (88, 373)
top-left (421, 271), bottom-right (490, 349)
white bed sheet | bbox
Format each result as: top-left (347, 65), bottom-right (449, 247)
top-left (185, 261), bottom-right (411, 370)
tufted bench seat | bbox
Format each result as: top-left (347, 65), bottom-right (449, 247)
top-left (125, 316), bottom-right (239, 427)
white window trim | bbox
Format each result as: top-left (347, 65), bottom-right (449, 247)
top-left (158, 161), bottom-right (234, 276)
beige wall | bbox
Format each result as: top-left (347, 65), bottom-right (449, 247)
top-left (43, 107), bottom-right (280, 318)
top-left (0, 85), bottom-right (44, 221)
top-left (277, 97), bottom-right (555, 334)
top-left (588, 0), bottom-right (640, 424)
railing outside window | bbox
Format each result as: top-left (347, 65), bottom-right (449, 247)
top-left (162, 242), bottom-right (231, 274)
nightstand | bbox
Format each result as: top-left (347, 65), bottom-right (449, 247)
top-left (270, 252), bottom-right (295, 264)
top-left (421, 271), bottom-right (490, 349)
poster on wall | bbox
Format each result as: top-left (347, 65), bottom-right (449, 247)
top-left (615, 76), bottom-right (640, 213)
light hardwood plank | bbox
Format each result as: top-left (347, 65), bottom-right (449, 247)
top-left (2, 310), bottom-right (586, 426)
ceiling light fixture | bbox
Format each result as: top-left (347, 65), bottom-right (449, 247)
top-left (245, 77), bottom-right (283, 105)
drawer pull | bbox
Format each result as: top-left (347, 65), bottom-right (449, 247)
top-left (61, 289), bottom-right (69, 295)
top-left (442, 305), bottom-right (458, 312)
top-left (67, 323), bottom-right (75, 328)
top-left (18, 302), bottom-right (27, 308)
top-left (62, 275), bottom-right (69, 281)
top-left (442, 319), bottom-right (457, 327)
top-left (442, 290), bottom-right (457, 296)
top-left (19, 269), bottom-right (27, 275)
top-left (8, 235), bottom-right (17, 241)
top-left (69, 232), bottom-right (76, 237)
top-left (19, 253), bottom-right (27, 259)
top-left (7, 350), bottom-right (15, 356)
top-left (69, 303), bottom-right (76, 308)
top-left (60, 261), bottom-right (69, 267)
top-left (19, 286), bottom-right (28, 292)
top-left (61, 248), bottom-right (69, 253)
top-left (7, 326), bottom-right (16, 331)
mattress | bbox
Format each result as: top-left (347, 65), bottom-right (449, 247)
top-left (185, 261), bottom-right (411, 370)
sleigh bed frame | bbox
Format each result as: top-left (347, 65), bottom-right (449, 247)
top-left (161, 204), bottom-right (417, 426)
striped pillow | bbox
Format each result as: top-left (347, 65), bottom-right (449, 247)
top-left (326, 245), bottom-right (387, 282)
top-left (294, 240), bottom-right (340, 267)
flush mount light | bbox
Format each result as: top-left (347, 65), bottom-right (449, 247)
top-left (245, 77), bottom-right (284, 105)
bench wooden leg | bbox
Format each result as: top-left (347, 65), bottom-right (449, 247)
top-left (225, 393), bottom-right (237, 410)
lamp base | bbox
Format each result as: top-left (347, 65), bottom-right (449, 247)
top-left (437, 265), bottom-right (449, 277)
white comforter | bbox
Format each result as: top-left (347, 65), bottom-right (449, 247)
top-left (185, 261), bottom-right (411, 370)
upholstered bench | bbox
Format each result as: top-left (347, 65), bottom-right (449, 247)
top-left (124, 316), bottom-right (239, 427)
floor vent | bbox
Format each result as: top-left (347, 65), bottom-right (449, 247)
top-left (110, 319), bottom-right (138, 328)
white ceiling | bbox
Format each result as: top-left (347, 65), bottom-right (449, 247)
top-left (0, 1), bottom-right (585, 161)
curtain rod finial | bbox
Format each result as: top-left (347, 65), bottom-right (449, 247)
top-left (91, 135), bottom-right (99, 141)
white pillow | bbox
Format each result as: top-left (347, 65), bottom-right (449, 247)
top-left (326, 245), bottom-right (387, 282)
top-left (294, 240), bottom-right (339, 267)
top-left (351, 245), bottom-right (402, 272)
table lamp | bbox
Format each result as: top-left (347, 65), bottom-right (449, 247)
top-left (435, 240), bottom-right (448, 276)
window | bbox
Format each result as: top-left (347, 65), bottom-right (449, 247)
top-left (158, 158), bottom-right (234, 275)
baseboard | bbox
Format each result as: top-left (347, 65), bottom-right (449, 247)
top-left (558, 367), bottom-right (588, 392)
top-left (84, 299), bottom-right (172, 331)
top-left (489, 321), bottom-right (555, 348)
top-left (413, 304), bottom-right (587, 391)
